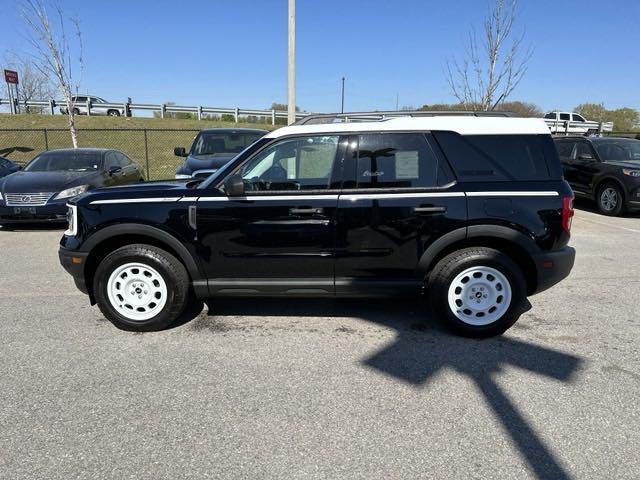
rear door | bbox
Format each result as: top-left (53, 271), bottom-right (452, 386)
top-left (569, 140), bottom-right (600, 195)
top-left (196, 134), bottom-right (347, 296)
top-left (334, 132), bottom-right (466, 296)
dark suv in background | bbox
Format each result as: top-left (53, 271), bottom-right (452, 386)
top-left (174, 128), bottom-right (268, 179)
top-left (59, 113), bottom-right (575, 337)
top-left (554, 136), bottom-right (640, 215)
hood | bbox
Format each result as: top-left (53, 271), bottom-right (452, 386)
top-left (604, 160), bottom-right (640, 169)
top-left (0, 170), bottom-right (99, 193)
top-left (185, 154), bottom-right (236, 171)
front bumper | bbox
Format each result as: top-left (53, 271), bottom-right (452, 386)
top-left (0, 202), bottom-right (68, 224)
top-left (532, 246), bottom-right (576, 294)
top-left (59, 246), bottom-right (90, 296)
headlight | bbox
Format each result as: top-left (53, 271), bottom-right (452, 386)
top-left (64, 204), bottom-right (77, 236)
top-left (622, 169), bottom-right (640, 177)
top-left (175, 174), bottom-right (192, 179)
top-left (55, 185), bottom-right (89, 199)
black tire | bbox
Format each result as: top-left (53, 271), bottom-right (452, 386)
top-left (107, 109), bottom-right (120, 117)
top-left (93, 244), bottom-right (190, 331)
top-left (428, 247), bottom-right (528, 337)
top-left (596, 182), bottom-right (625, 216)
top-left (72, 107), bottom-right (80, 115)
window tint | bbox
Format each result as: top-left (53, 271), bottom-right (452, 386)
top-left (241, 136), bottom-right (339, 191)
top-left (559, 113), bottom-right (570, 121)
top-left (24, 151), bottom-right (102, 172)
top-left (572, 114), bottom-right (586, 122)
top-left (544, 113), bottom-right (557, 119)
top-left (192, 132), bottom-right (265, 156)
top-left (432, 132), bottom-right (551, 181)
top-left (104, 152), bottom-right (119, 170)
top-left (0, 158), bottom-right (9, 168)
top-left (355, 133), bottom-right (441, 189)
top-left (116, 152), bottom-right (132, 167)
top-left (555, 141), bottom-right (576, 160)
top-left (574, 142), bottom-right (595, 160)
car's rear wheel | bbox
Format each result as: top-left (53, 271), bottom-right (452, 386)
top-left (72, 107), bottom-right (80, 115)
top-left (428, 247), bottom-right (527, 337)
top-left (596, 182), bottom-right (624, 216)
top-left (93, 244), bottom-right (190, 331)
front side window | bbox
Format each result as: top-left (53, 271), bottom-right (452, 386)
top-left (355, 133), bottom-right (441, 189)
top-left (572, 114), bottom-right (586, 122)
top-left (241, 136), bottom-right (339, 191)
top-left (555, 141), bottom-right (576, 160)
top-left (573, 142), bottom-right (595, 160)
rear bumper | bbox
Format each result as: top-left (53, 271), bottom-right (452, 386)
top-left (59, 247), bottom-right (90, 296)
top-left (532, 246), bottom-right (576, 294)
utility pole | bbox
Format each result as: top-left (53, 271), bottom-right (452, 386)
top-left (341, 77), bottom-right (345, 114)
top-left (287, 0), bottom-right (296, 125)
top-left (396, 93), bottom-right (399, 111)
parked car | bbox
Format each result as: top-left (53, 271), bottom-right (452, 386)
top-left (554, 136), bottom-right (640, 215)
top-left (0, 156), bottom-right (21, 178)
top-left (544, 111), bottom-right (613, 135)
top-left (174, 128), bottom-right (268, 179)
top-left (0, 148), bottom-right (143, 226)
top-left (59, 96), bottom-right (127, 116)
top-left (59, 114), bottom-right (575, 337)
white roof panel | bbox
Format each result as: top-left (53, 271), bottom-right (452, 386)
top-left (265, 116), bottom-right (550, 138)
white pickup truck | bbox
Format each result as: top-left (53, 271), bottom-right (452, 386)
top-left (543, 111), bottom-right (613, 135)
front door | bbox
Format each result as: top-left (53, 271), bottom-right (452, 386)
top-left (196, 134), bottom-right (347, 296)
top-left (334, 132), bottom-right (467, 296)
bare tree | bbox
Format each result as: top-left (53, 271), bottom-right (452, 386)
top-left (446, 0), bottom-right (532, 111)
top-left (3, 54), bottom-right (55, 113)
top-left (20, 0), bottom-right (83, 147)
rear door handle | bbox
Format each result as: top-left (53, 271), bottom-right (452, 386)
top-left (290, 207), bottom-right (323, 215)
top-left (414, 206), bottom-right (447, 214)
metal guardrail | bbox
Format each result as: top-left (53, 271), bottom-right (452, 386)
top-left (0, 97), bottom-right (309, 124)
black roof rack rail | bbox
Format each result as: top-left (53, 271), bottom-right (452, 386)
top-left (292, 110), bottom-right (517, 125)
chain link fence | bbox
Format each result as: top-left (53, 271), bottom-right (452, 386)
top-left (0, 128), bottom-right (205, 180)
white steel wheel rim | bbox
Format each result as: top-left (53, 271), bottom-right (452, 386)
top-left (447, 266), bottom-right (512, 326)
top-left (107, 262), bottom-right (168, 321)
top-left (600, 187), bottom-right (618, 211)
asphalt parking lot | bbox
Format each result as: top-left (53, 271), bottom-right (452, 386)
top-left (0, 206), bottom-right (639, 480)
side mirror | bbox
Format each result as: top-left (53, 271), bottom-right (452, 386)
top-left (224, 174), bottom-right (245, 197)
top-left (174, 147), bottom-right (187, 157)
top-left (108, 165), bottom-right (122, 176)
top-left (578, 154), bottom-right (594, 161)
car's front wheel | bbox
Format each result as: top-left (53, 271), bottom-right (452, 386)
top-left (94, 244), bottom-right (190, 331)
top-left (428, 247), bottom-right (528, 337)
top-left (596, 182), bottom-right (624, 216)
top-left (107, 109), bottom-right (120, 117)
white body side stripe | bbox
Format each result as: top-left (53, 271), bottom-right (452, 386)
top-left (466, 191), bottom-right (559, 197)
top-left (89, 191), bottom-right (559, 205)
top-left (91, 197), bottom-right (181, 205)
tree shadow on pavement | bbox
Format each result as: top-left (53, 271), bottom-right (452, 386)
top-left (203, 297), bottom-right (582, 480)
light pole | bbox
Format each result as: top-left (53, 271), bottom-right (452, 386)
top-left (340, 76), bottom-right (345, 114)
top-left (287, 0), bottom-right (296, 124)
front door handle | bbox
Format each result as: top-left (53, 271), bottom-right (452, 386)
top-left (290, 207), bottom-right (323, 215)
top-left (414, 206), bottom-right (447, 214)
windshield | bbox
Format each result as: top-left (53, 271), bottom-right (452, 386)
top-left (198, 137), bottom-right (272, 189)
top-left (24, 151), bottom-right (102, 172)
top-left (594, 139), bottom-right (640, 162)
top-left (191, 131), bottom-right (265, 156)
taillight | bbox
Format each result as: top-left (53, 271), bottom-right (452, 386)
top-left (562, 195), bottom-right (574, 233)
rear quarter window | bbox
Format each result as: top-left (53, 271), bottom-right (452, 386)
top-left (432, 132), bottom-right (560, 182)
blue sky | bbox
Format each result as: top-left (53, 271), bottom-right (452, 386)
top-left (1, 0), bottom-right (639, 113)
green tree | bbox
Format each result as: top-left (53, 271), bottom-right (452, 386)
top-left (574, 103), bottom-right (607, 122)
top-left (607, 108), bottom-right (639, 132)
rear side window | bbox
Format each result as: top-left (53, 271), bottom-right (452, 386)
top-left (544, 113), bottom-right (557, 119)
top-left (559, 113), bottom-right (570, 121)
top-left (432, 132), bottom-right (553, 182)
top-left (355, 133), bottom-right (449, 189)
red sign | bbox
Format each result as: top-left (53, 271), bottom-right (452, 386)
top-left (4, 70), bottom-right (19, 84)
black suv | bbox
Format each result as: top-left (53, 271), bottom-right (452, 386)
top-left (554, 136), bottom-right (640, 215)
top-left (59, 114), bottom-right (576, 337)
